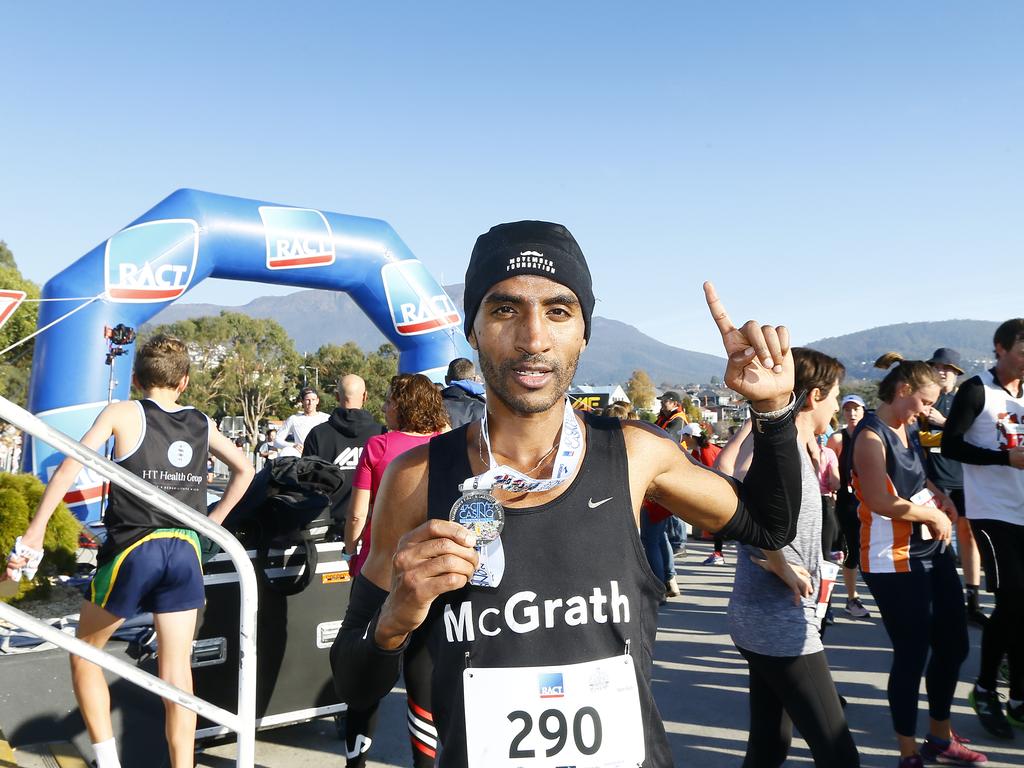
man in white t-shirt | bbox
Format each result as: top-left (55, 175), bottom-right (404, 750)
top-left (275, 387), bottom-right (329, 455)
top-left (943, 318), bottom-right (1024, 739)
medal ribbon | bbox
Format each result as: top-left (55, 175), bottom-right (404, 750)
top-left (460, 399), bottom-right (583, 494)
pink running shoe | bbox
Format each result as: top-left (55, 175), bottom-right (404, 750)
top-left (921, 734), bottom-right (988, 765)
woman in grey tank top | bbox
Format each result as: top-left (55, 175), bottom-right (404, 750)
top-left (723, 348), bottom-right (860, 767)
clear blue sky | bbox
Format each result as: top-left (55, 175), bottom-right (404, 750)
top-left (1, 3), bottom-right (1021, 356)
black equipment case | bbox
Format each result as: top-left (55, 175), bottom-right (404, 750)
top-left (191, 456), bottom-right (352, 740)
top-left (191, 537), bottom-right (352, 739)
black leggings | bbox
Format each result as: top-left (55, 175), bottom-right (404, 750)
top-left (862, 549), bottom-right (969, 737)
top-left (345, 631), bottom-right (436, 767)
top-left (821, 496), bottom-right (840, 558)
top-left (977, 587), bottom-right (1024, 700)
top-left (737, 647), bottom-right (859, 768)
top-left (836, 495), bottom-right (860, 570)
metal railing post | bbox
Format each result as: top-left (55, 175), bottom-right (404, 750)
top-left (0, 395), bottom-right (257, 767)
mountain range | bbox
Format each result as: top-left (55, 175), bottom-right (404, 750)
top-left (149, 287), bottom-right (999, 386)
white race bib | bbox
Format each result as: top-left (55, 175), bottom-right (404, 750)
top-left (463, 655), bottom-right (645, 768)
top-left (910, 487), bottom-right (938, 540)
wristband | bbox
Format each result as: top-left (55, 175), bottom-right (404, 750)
top-left (749, 392), bottom-right (802, 434)
top-left (8, 536), bottom-right (44, 581)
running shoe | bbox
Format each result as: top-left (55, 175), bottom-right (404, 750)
top-left (921, 734), bottom-right (988, 765)
top-left (1008, 701), bottom-right (1024, 731)
top-left (966, 606), bottom-right (988, 628)
top-left (702, 551), bottom-right (725, 566)
top-left (897, 754), bottom-right (924, 768)
top-left (969, 686), bottom-right (1014, 740)
top-left (845, 596), bottom-right (870, 619)
top-left (664, 577), bottom-right (681, 598)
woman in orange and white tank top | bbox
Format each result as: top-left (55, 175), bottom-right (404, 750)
top-left (852, 353), bottom-right (985, 767)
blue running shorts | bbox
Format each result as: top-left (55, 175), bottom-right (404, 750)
top-left (89, 529), bottom-right (204, 618)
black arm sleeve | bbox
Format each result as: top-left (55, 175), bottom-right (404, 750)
top-left (717, 411), bottom-right (801, 550)
top-left (330, 574), bottom-right (409, 709)
top-left (941, 376), bottom-right (1010, 467)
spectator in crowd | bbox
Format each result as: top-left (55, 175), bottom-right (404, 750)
top-left (440, 358), bottom-right (486, 428)
top-left (275, 386), bottom-right (329, 454)
top-left (303, 374), bottom-right (385, 534)
top-left (341, 373), bottom-right (448, 768)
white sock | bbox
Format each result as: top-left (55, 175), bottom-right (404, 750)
top-left (92, 738), bottom-right (121, 768)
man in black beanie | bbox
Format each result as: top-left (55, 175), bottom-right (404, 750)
top-left (333, 220), bottom-right (804, 767)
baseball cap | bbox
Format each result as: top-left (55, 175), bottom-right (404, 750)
top-left (927, 347), bottom-right (965, 375)
top-left (661, 391), bottom-right (682, 403)
top-left (840, 394), bottom-right (866, 409)
top-left (681, 422), bottom-right (703, 436)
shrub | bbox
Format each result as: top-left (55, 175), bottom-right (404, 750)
top-left (0, 472), bottom-right (81, 603)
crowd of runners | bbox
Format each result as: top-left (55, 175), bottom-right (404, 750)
top-left (5, 219), bottom-right (1024, 768)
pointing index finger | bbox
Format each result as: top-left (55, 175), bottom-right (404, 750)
top-left (703, 281), bottom-right (735, 338)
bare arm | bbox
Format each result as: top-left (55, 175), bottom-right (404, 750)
top-left (345, 487), bottom-right (371, 554)
top-left (714, 419), bottom-right (753, 480)
top-left (4, 403), bottom-right (132, 579)
top-left (207, 420), bottom-right (255, 525)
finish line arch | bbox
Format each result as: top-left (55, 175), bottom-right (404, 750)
top-left (25, 188), bottom-right (471, 521)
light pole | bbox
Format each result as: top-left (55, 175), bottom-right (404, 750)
top-left (299, 365), bottom-right (319, 391)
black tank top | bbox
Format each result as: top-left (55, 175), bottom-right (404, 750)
top-left (100, 399), bottom-right (209, 564)
top-left (425, 413), bottom-right (671, 767)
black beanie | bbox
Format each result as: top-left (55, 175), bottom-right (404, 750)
top-left (463, 220), bottom-right (595, 341)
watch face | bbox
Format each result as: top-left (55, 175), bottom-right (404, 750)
top-left (450, 491), bottom-right (505, 543)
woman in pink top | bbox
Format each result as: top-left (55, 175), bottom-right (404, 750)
top-left (342, 373), bottom-right (449, 768)
top-left (346, 374), bottom-right (449, 578)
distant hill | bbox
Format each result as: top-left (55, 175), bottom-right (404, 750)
top-left (805, 320), bottom-right (999, 379)
top-left (149, 284), bottom-right (727, 385)
top-left (150, 289), bottom-right (998, 387)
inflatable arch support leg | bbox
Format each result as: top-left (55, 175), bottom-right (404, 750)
top-left (25, 188), bottom-right (472, 522)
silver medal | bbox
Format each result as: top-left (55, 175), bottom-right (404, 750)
top-left (449, 491), bottom-right (505, 543)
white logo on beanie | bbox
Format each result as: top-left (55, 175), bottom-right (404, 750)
top-left (507, 251), bottom-right (556, 274)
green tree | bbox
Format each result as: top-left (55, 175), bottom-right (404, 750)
top-left (306, 342), bottom-right (399, 422)
top-left (683, 396), bottom-right (702, 423)
top-left (143, 312), bottom-right (302, 441)
top-left (625, 369), bottom-right (655, 410)
top-left (0, 241), bottom-right (42, 404)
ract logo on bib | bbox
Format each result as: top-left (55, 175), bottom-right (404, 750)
top-left (381, 260), bottom-right (460, 336)
top-left (105, 220), bottom-right (199, 303)
top-left (539, 672), bottom-right (565, 699)
top-left (259, 206), bottom-right (336, 270)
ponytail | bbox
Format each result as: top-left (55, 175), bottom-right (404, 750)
top-left (874, 352), bottom-right (939, 403)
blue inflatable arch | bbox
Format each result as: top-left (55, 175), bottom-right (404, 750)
top-left (25, 188), bottom-right (472, 521)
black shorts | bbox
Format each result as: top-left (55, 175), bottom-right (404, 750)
top-left (969, 518), bottom-right (1024, 593)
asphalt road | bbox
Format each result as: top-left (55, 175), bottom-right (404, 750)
top-left (3, 541), bottom-right (1023, 767)
top-left (197, 540), bottom-right (1024, 768)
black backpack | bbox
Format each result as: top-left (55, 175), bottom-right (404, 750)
top-left (218, 456), bottom-right (347, 595)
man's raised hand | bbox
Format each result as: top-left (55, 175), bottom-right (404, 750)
top-left (704, 281), bottom-right (794, 411)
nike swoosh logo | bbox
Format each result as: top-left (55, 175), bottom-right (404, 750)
top-left (588, 497), bottom-right (613, 509)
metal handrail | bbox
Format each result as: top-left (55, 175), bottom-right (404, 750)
top-left (0, 395), bottom-right (257, 767)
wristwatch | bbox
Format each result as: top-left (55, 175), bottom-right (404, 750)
top-left (749, 392), bottom-right (802, 434)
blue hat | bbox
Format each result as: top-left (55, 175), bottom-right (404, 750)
top-left (841, 394), bottom-right (866, 409)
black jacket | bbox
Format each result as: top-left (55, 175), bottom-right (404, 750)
top-left (302, 408), bottom-right (385, 520)
top-left (441, 384), bottom-right (486, 429)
